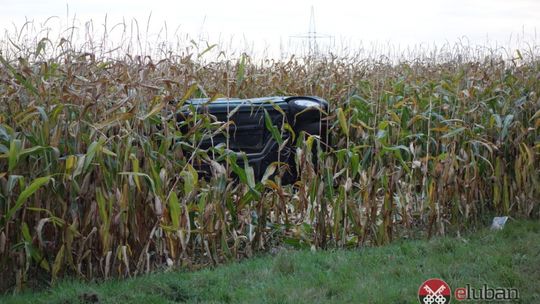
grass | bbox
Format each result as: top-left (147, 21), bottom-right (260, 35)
top-left (2, 219), bottom-right (539, 303)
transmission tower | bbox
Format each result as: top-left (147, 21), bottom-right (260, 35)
top-left (290, 6), bottom-right (333, 57)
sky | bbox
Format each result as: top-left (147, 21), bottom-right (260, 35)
top-left (1, 0), bottom-right (539, 57)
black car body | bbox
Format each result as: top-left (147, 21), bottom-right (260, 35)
top-left (178, 96), bottom-right (328, 181)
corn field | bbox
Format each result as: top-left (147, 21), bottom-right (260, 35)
top-left (0, 34), bottom-right (539, 292)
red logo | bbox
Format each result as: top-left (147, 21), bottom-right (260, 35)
top-left (418, 278), bottom-right (451, 304)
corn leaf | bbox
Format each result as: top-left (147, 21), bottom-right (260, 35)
top-left (3, 176), bottom-right (51, 226)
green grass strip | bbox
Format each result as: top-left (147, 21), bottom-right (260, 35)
top-left (2, 220), bottom-right (539, 303)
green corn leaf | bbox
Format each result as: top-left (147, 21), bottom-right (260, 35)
top-left (264, 110), bottom-right (284, 145)
top-left (500, 114), bottom-right (514, 141)
top-left (236, 54), bottom-right (246, 86)
top-left (168, 192), bottom-right (181, 229)
top-left (96, 188), bottom-right (109, 224)
top-left (324, 168), bottom-right (334, 200)
top-left (351, 152), bottom-right (360, 178)
top-left (83, 141), bottom-right (101, 173)
top-left (22, 222), bottom-right (50, 272)
top-left (441, 127), bottom-right (466, 139)
top-left (180, 164), bottom-right (198, 195)
top-left (245, 165), bottom-right (256, 189)
top-left (3, 176), bottom-right (52, 226)
top-left (8, 139), bottom-right (22, 172)
top-left (129, 154), bottom-right (141, 192)
top-left (20, 145), bottom-right (54, 158)
top-left (228, 154), bottom-right (247, 184)
top-left (21, 221), bottom-right (32, 242)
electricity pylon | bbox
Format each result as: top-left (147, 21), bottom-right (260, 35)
top-left (290, 6), bottom-right (333, 57)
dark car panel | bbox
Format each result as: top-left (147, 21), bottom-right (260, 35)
top-left (178, 96), bottom-right (328, 181)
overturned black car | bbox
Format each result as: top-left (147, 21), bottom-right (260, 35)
top-left (177, 96), bottom-right (329, 182)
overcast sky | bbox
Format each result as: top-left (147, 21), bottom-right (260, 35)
top-left (1, 0), bottom-right (539, 57)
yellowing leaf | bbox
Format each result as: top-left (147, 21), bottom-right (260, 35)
top-left (95, 110), bottom-right (135, 129)
top-left (337, 107), bottom-right (349, 137)
top-left (52, 244), bottom-right (65, 282)
top-left (65, 155), bottom-right (77, 173)
top-left (141, 99), bottom-right (166, 120)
